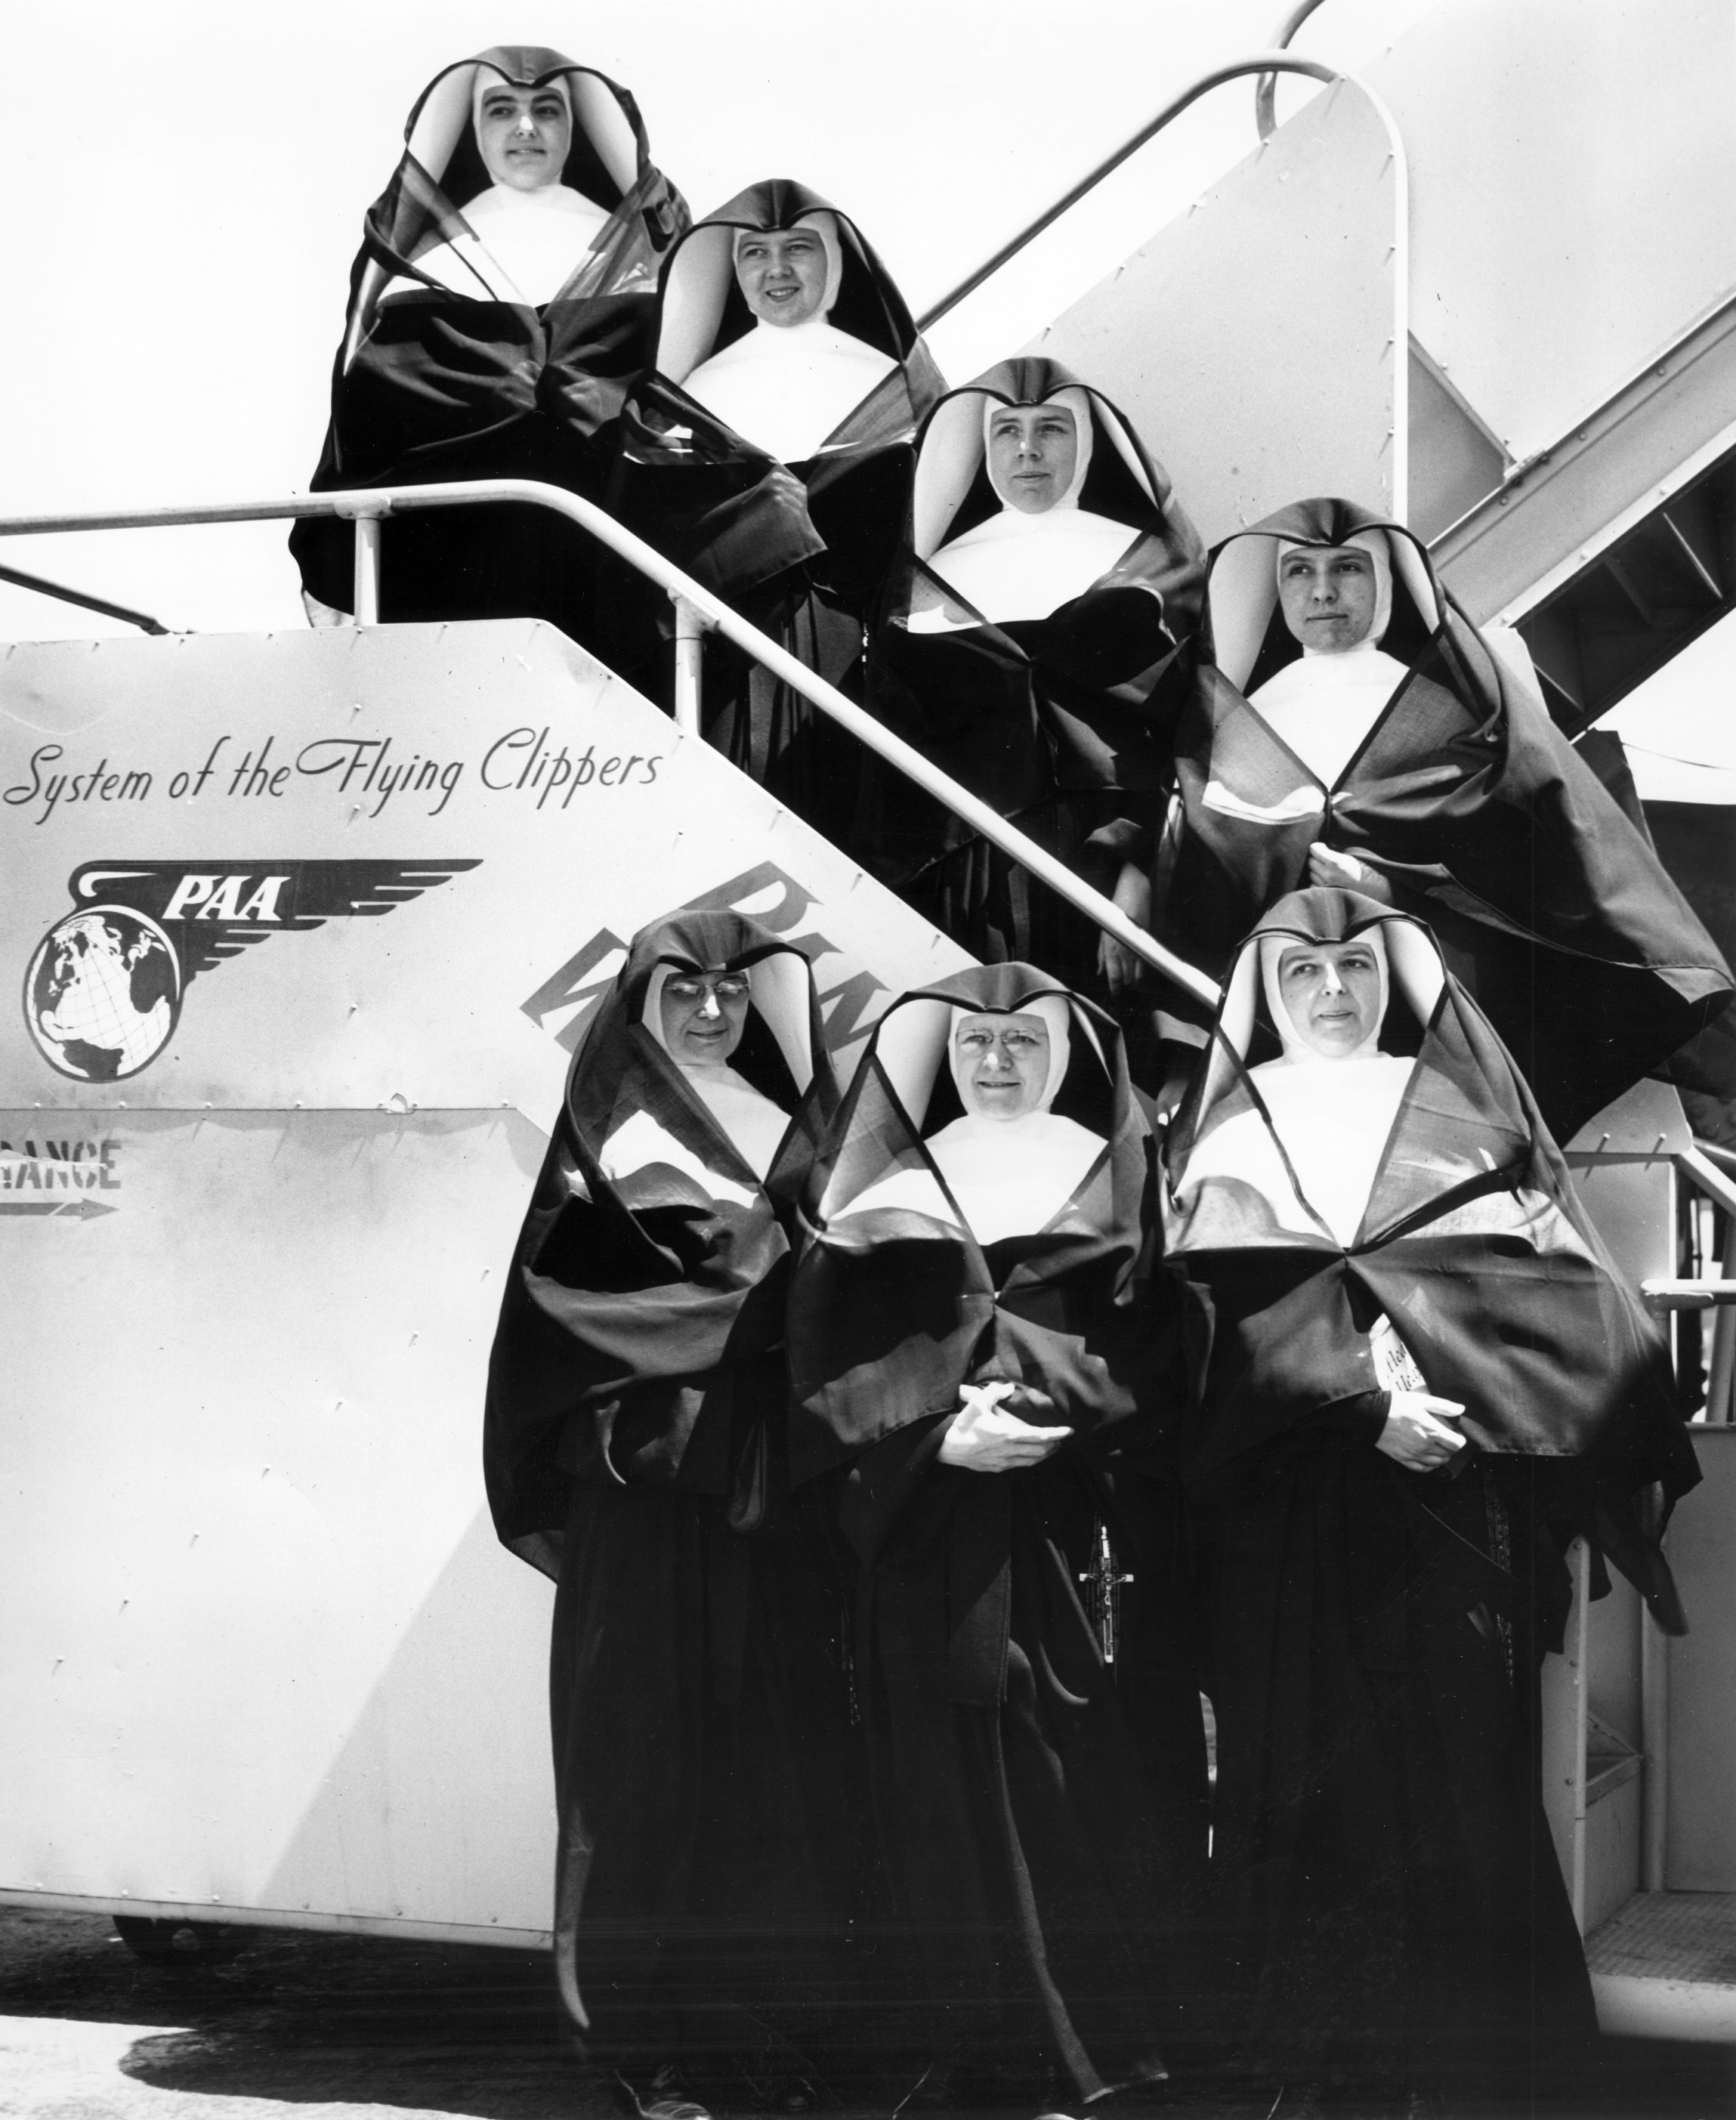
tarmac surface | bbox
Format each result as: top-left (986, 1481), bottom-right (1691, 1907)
top-left (1, 1904), bottom-right (1732, 2120)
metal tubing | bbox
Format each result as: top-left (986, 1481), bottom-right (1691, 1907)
top-left (1640, 1277), bottom-right (1736, 1312)
top-left (1641, 1601), bottom-right (1670, 1892)
top-left (352, 515), bottom-right (383, 627)
top-left (1708, 1218), bottom-right (1736, 1423)
top-left (1680, 1145), bottom-right (1736, 1223)
top-left (1255, 1), bottom-right (1334, 140)
top-left (1695, 1136), bottom-right (1736, 1179)
top-left (914, 53), bottom-right (1341, 331)
top-left (0, 560), bottom-right (168, 636)
top-left (671, 596), bottom-right (706, 737)
top-left (0, 478), bottom-right (1222, 1010)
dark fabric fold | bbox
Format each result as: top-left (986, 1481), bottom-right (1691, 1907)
top-left (863, 359), bottom-right (1205, 1001)
top-left (610, 180), bottom-right (944, 850)
top-left (291, 48), bottom-right (687, 638)
top-left (1164, 887), bottom-right (1695, 2097)
top-left (1148, 497), bottom-right (1731, 1137)
top-left (790, 963), bottom-right (1204, 2099)
top-left (485, 911), bottom-right (858, 2075)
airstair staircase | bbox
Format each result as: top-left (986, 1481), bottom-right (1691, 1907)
top-left (2, 0), bottom-right (1734, 2038)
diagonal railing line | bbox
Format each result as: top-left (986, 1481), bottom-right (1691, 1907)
top-left (914, 51), bottom-right (1342, 332)
top-left (0, 479), bottom-right (1221, 1010)
top-left (0, 559), bottom-right (168, 635)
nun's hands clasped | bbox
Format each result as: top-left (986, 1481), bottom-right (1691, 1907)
top-left (1376, 1389), bottom-right (1467, 1472)
top-left (938, 1380), bottom-right (1072, 1473)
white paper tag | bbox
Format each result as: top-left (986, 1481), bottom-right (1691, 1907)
top-left (1369, 1311), bottom-right (1427, 1393)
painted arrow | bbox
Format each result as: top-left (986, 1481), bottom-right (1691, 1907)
top-left (0, 1197), bottom-right (117, 1219)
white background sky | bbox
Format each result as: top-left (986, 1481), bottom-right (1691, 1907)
top-left (0, 0), bottom-right (1440, 641)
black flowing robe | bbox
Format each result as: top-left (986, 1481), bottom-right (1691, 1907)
top-left (789, 966), bottom-right (1205, 2103)
top-left (1163, 888), bottom-right (1700, 2097)
top-left (612, 180), bottom-right (944, 853)
top-left (483, 912), bottom-right (860, 2082)
top-left (292, 48), bottom-right (687, 640)
top-left (1141, 498), bottom-right (1731, 1139)
top-left (866, 360), bottom-right (1205, 1002)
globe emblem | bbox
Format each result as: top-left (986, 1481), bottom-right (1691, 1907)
top-left (23, 906), bottom-right (183, 1082)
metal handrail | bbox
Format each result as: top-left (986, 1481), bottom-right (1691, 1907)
top-left (0, 478), bottom-right (1220, 1010)
top-left (1255, 2), bottom-right (1334, 141)
top-left (0, 559), bottom-right (167, 636)
top-left (916, 51), bottom-right (1343, 332)
top-left (1659, 1144), bottom-right (1736, 1429)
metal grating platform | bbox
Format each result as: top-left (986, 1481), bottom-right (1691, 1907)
top-left (1588, 1892), bottom-right (1736, 2041)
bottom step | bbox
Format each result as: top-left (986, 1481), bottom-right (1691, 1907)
top-left (1589, 1891), bottom-right (1736, 2041)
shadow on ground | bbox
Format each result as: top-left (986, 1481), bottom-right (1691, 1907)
top-left (1, 1908), bottom-right (1733, 2120)
top-left (0, 1906), bottom-right (604, 2120)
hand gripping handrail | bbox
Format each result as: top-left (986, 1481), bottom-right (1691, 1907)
top-left (0, 478), bottom-right (1221, 1009)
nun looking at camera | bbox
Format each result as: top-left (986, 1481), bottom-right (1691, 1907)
top-left (614, 180), bottom-right (944, 851)
top-left (292, 47), bottom-right (686, 637)
top-left (788, 966), bottom-right (1204, 2118)
top-left (483, 913), bottom-right (858, 2118)
top-left (866, 360), bottom-right (1204, 1010)
top-left (1126, 497), bottom-right (1731, 1138)
top-left (1163, 886), bottom-right (1699, 2110)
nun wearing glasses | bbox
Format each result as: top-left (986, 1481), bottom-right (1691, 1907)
top-left (485, 911), bottom-right (859, 2119)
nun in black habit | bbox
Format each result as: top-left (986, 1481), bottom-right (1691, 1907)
top-left (292, 48), bottom-right (687, 637)
top-left (484, 913), bottom-right (859, 2115)
top-left (788, 965), bottom-right (1206, 2115)
top-left (865, 360), bottom-right (1205, 1005)
top-left (613, 180), bottom-right (945, 852)
top-left (1163, 886), bottom-right (1700, 2107)
top-left (1129, 497), bottom-right (1731, 1139)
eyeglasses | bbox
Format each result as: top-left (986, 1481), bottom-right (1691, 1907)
top-left (664, 973), bottom-right (751, 1003)
top-left (956, 1027), bottom-right (1043, 1053)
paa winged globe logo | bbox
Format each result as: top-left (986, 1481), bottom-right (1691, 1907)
top-left (26, 908), bottom-right (183, 1082)
top-left (23, 858), bottom-right (480, 1083)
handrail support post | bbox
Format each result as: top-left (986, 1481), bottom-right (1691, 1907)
top-left (352, 514), bottom-right (384, 628)
top-left (0, 475), bottom-right (1222, 1012)
top-left (672, 595), bottom-right (710, 737)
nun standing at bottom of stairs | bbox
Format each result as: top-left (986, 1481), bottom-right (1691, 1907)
top-left (1163, 885), bottom-right (1700, 2111)
top-left (483, 912), bottom-right (864, 2120)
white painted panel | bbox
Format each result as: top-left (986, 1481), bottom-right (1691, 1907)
top-left (1, 623), bottom-right (964, 1113)
top-left (1601, 602), bottom-right (1736, 802)
top-left (1370, 0), bottom-right (1736, 462)
top-left (1666, 1429), bottom-right (1736, 1890)
top-left (0, 620), bottom-right (970, 1933)
top-left (0, 1108), bottom-right (556, 1930)
top-left (1025, 82), bottom-right (1403, 546)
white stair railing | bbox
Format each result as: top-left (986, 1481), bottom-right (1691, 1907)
top-left (0, 480), bottom-right (1220, 1010)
